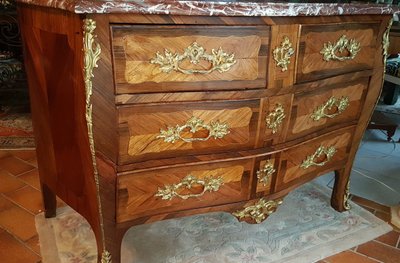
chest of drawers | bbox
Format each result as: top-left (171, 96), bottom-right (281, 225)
top-left (17, 1), bottom-right (396, 262)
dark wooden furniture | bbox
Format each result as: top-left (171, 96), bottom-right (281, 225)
top-left (16, 1), bottom-right (394, 262)
top-left (368, 111), bottom-right (398, 141)
top-left (366, 22), bottom-right (400, 142)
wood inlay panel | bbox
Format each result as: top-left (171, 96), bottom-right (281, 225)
top-left (297, 22), bottom-right (380, 83)
top-left (112, 26), bottom-right (269, 93)
top-left (262, 94), bottom-right (293, 146)
top-left (287, 78), bottom-right (368, 141)
top-left (118, 100), bottom-right (261, 164)
top-left (255, 157), bottom-right (276, 196)
top-left (275, 127), bottom-right (354, 191)
top-left (117, 158), bottom-right (253, 223)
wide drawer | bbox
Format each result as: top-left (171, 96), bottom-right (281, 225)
top-left (275, 127), bottom-right (354, 191)
top-left (118, 100), bottom-right (261, 164)
top-left (112, 25), bottom-right (269, 93)
top-left (117, 158), bottom-right (253, 223)
top-left (286, 78), bottom-right (368, 141)
top-left (296, 22), bottom-right (380, 83)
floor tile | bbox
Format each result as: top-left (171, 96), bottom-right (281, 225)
top-left (374, 211), bottom-right (391, 222)
top-left (356, 240), bottom-right (400, 263)
top-left (0, 151), bottom-right (10, 159)
top-left (5, 185), bottom-right (43, 214)
top-left (0, 195), bottom-right (13, 212)
top-left (10, 150), bottom-right (36, 162)
top-left (375, 231), bottom-right (400, 247)
top-left (0, 202), bottom-right (37, 241)
top-left (18, 169), bottom-right (40, 190)
top-left (26, 158), bottom-right (38, 167)
top-left (351, 196), bottom-right (391, 213)
top-left (0, 156), bottom-right (35, 176)
top-left (325, 250), bottom-right (380, 263)
top-left (0, 170), bottom-right (26, 193)
top-left (357, 204), bottom-right (376, 214)
top-left (0, 231), bottom-right (40, 263)
top-left (25, 235), bottom-right (41, 256)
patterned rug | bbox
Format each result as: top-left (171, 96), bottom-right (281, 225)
top-left (0, 111), bottom-right (35, 149)
top-left (35, 182), bottom-right (391, 263)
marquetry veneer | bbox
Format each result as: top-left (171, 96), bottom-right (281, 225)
top-left (18, 4), bottom-right (392, 263)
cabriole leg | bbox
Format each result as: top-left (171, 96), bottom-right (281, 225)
top-left (331, 168), bottom-right (351, 212)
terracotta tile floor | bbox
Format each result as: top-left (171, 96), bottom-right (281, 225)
top-left (0, 150), bottom-right (399, 263)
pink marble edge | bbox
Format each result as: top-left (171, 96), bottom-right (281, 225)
top-left (16, 0), bottom-right (399, 16)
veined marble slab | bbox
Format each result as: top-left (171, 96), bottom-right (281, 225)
top-left (16, 0), bottom-right (400, 16)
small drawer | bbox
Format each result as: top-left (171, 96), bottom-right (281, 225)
top-left (262, 94), bottom-right (293, 146)
top-left (118, 100), bottom-right (261, 164)
top-left (117, 158), bottom-right (253, 223)
top-left (286, 78), bottom-right (368, 141)
top-left (275, 127), bottom-right (354, 191)
top-left (296, 22), bottom-right (380, 83)
top-left (254, 157), bottom-right (277, 197)
top-left (112, 25), bottom-right (269, 94)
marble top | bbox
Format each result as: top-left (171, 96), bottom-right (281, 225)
top-left (16, 0), bottom-right (399, 16)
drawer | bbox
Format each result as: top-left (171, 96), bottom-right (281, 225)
top-left (254, 156), bottom-right (277, 197)
top-left (297, 22), bottom-right (380, 83)
top-left (275, 127), bottom-right (354, 191)
top-left (262, 94), bottom-right (293, 146)
top-left (112, 25), bottom-right (269, 94)
top-left (118, 100), bottom-right (261, 164)
top-left (117, 158), bottom-right (253, 223)
top-left (286, 78), bottom-right (368, 141)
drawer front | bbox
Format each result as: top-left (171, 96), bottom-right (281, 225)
top-left (255, 156), bottom-right (277, 197)
top-left (262, 94), bottom-right (293, 146)
top-left (275, 127), bottom-right (354, 191)
top-left (117, 159), bottom-right (253, 223)
top-left (287, 78), bottom-right (368, 141)
top-left (112, 26), bottom-right (269, 93)
top-left (297, 22), bottom-right (379, 83)
top-left (118, 100), bottom-right (260, 164)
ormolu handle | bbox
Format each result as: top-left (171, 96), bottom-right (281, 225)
top-left (232, 198), bottom-right (283, 224)
top-left (320, 35), bottom-right (361, 62)
top-left (300, 145), bottom-right (336, 169)
top-left (155, 174), bottom-right (224, 200)
top-left (266, 103), bottom-right (285, 134)
top-left (150, 42), bottom-right (236, 75)
top-left (273, 36), bottom-right (295, 72)
top-left (257, 160), bottom-right (276, 186)
top-left (157, 116), bottom-right (230, 143)
top-left (311, 96), bottom-right (349, 121)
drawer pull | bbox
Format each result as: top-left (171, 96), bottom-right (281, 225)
top-left (232, 198), bottom-right (283, 224)
top-left (266, 103), bottom-right (285, 134)
top-left (301, 145), bottom-right (336, 169)
top-left (273, 36), bottom-right (295, 72)
top-left (311, 96), bottom-right (349, 121)
top-left (257, 160), bottom-right (275, 186)
top-left (150, 42), bottom-right (236, 75)
top-left (320, 35), bottom-right (361, 62)
top-left (157, 116), bottom-right (230, 143)
top-left (155, 175), bottom-right (224, 200)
